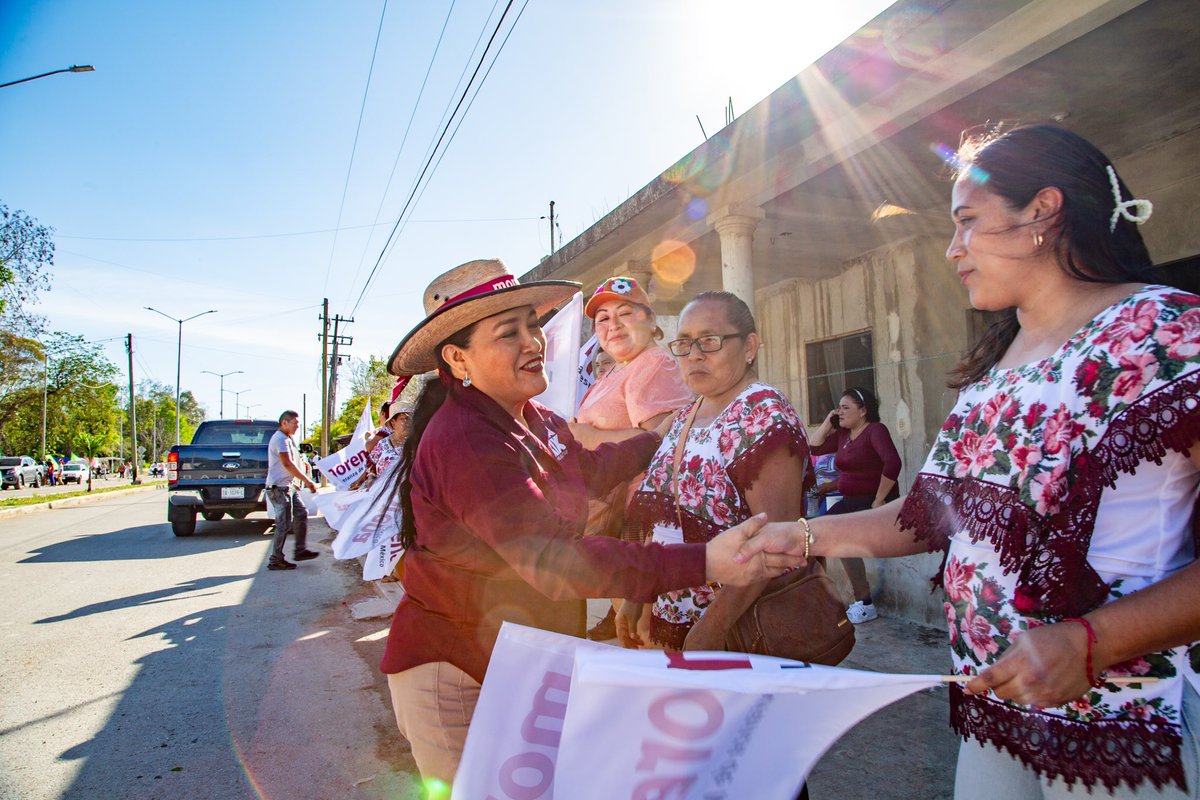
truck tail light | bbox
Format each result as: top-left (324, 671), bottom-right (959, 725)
top-left (167, 451), bottom-right (178, 484)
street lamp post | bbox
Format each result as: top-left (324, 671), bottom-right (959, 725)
top-left (202, 369), bottom-right (243, 418)
top-left (149, 398), bottom-right (157, 466)
top-left (229, 389), bottom-right (252, 418)
top-left (0, 64), bottom-right (94, 90)
top-left (145, 307), bottom-right (217, 447)
top-left (243, 403), bottom-right (261, 419)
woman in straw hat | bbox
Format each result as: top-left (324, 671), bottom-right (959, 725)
top-left (378, 258), bottom-right (770, 788)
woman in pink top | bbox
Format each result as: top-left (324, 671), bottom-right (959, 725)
top-left (571, 275), bottom-right (693, 639)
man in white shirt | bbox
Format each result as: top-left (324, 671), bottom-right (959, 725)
top-left (265, 410), bottom-right (319, 571)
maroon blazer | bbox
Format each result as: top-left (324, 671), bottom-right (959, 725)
top-left (380, 382), bottom-right (705, 682)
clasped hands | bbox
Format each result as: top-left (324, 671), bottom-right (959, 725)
top-left (705, 514), bottom-right (810, 586)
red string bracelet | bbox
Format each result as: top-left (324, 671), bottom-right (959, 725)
top-left (1063, 617), bottom-right (1101, 688)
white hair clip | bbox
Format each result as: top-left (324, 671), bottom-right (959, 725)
top-left (1107, 165), bottom-right (1153, 233)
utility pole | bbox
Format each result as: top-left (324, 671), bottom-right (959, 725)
top-left (549, 200), bottom-right (556, 253)
top-left (125, 334), bottom-right (139, 484)
top-left (302, 393), bottom-right (307, 440)
top-left (41, 353), bottom-right (48, 461)
top-left (319, 299), bottom-right (329, 458)
top-left (325, 314), bottom-right (354, 445)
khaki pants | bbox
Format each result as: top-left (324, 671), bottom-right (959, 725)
top-left (388, 662), bottom-right (481, 788)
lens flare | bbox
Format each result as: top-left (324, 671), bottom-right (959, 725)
top-left (930, 142), bottom-right (988, 184)
top-left (651, 240), bottom-right (697, 291)
top-left (424, 777), bottom-right (450, 799)
top-left (883, 4), bottom-right (946, 69)
top-left (686, 197), bottom-right (708, 221)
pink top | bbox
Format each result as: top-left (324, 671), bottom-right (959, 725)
top-left (577, 345), bottom-right (691, 429)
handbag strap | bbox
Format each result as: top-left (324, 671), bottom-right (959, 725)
top-left (671, 399), bottom-right (703, 531)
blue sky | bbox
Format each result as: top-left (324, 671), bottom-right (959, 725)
top-left (1, 0), bottom-right (894, 436)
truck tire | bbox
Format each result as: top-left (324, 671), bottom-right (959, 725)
top-left (172, 516), bottom-right (196, 537)
top-left (201, 511), bottom-right (225, 522)
top-left (33, 474), bottom-right (42, 488)
top-left (18, 475), bottom-right (25, 489)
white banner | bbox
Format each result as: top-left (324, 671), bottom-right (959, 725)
top-left (362, 534), bottom-right (405, 581)
top-left (314, 403), bottom-right (375, 489)
top-left (452, 624), bottom-right (609, 800)
top-left (534, 292), bottom-right (584, 419)
top-left (555, 649), bottom-right (941, 799)
top-left (576, 334), bottom-right (599, 415)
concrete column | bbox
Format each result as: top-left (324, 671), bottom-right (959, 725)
top-left (707, 204), bottom-right (765, 313)
top-left (616, 259), bottom-right (654, 296)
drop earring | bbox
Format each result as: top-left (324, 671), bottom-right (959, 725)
top-left (1033, 231), bottom-right (1044, 248)
top-left (463, 373), bottom-right (472, 387)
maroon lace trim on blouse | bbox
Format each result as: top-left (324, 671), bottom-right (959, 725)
top-left (950, 684), bottom-right (1185, 793)
top-left (623, 491), bottom-right (725, 544)
top-left (725, 422), bottom-right (814, 495)
top-left (900, 371), bottom-right (1200, 618)
top-left (650, 616), bottom-right (690, 650)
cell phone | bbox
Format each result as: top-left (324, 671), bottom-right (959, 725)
top-left (829, 409), bottom-right (841, 428)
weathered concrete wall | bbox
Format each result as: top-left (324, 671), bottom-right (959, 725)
top-left (755, 234), bottom-right (968, 626)
top-left (1120, 126), bottom-right (1200, 267)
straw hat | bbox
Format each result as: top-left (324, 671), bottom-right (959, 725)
top-left (388, 259), bottom-right (579, 375)
top-left (388, 371), bottom-right (434, 417)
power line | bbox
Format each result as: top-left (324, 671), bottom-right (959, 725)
top-left (342, 0), bottom-right (461, 306)
top-left (321, 0), bottom-right (391, 298)
top-left (383, 0), bottom-right (532, 273)
top-left (55, 216), bottom-right (539, 243)
top-left (350, 0), bottom-right (523, 316)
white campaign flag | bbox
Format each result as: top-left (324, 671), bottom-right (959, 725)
top-left (362, 534), bottom-right (405, 581)
top-left (534, 292), bottom-right (583, 419)
top-left (325, 459), bottom-right (404, 559)
top-left (314, 403), bottom-right (374, 490)
top-left (575, 334), bottom-right (599, 415)
top-left (452, 623), bottom-right (609, 800)
top-left (555, 649), bottom-right (941, 799)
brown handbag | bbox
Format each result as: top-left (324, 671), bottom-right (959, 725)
top-left (724, 559), bottom-right (856, 666)
top-left (671, 399), bottom-right (855, 667)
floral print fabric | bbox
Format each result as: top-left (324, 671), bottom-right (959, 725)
top-left (624, 383), bottom-right (810, 648)
top-left (901, 285), bottom-right (1200, 792)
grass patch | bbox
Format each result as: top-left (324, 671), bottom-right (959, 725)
top-left (0, 481), bottom-right (165, 508)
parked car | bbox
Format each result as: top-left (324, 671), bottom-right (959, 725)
top-left (59, 463), bottom-right (90, 485)
top-left (0, 456), bottom-right (42, 489)
top-left (167, 419), bottom-right (275, 537)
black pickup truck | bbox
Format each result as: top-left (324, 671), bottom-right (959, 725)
top-left (166, 420), bottom-right (277, 537)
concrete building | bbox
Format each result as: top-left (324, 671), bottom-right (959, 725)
top-left (521, 0), bottom-right (1200, 624)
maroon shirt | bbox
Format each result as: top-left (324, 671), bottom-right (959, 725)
top-left (380, 383), bottom-right (706, 682)
top-left (811, 422), bottom-right (901, 498)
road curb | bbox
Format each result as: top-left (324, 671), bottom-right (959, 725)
top-left (0, 484), bottom-right (166, 520)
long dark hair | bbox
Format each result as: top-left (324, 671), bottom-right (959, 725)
top-left (395, 323), bottom-right (477, 550)
top-left (947, 124), bottom-right (1158, 388)
top-left (842, 386), bottom-right (881, 423)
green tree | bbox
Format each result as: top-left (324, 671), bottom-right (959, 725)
top-left (0, 203), bottom-right (54, 329)
top-left (73, 432), bottom-right (104, 491)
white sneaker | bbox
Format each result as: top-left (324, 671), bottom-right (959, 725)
top-left (846, 600), bottom-right (878, 624)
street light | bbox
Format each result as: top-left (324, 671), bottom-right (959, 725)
top-left (145, 307), bottom-right (218, 447)
top-left (202, 369), bottom-right (243, 418)
top-left (243, 403), bottom-right (261, 419)
top-left (229, 388), bottom-right (252, 418)
top-left (0, 64), bottom-right (94, 90)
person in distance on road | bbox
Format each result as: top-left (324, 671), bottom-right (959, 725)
top-left (265, 410), bottom-right (319, 571)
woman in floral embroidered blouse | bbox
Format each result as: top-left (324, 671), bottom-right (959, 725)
top-left (730, 124), bottom-right (1200, 797)
top-left (617, 291), bottom-right (812, 651)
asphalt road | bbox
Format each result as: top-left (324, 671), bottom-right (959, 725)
top-left (0, 491), bottom-right (421, 800)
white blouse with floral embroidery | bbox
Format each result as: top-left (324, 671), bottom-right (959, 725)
top-left (625, 383), bottom-right (810, 650)
top-left (901, 285), bottom-right (1200, 793)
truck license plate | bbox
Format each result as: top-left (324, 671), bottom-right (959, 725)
top-left (221, 487), bottom-right (245, 500)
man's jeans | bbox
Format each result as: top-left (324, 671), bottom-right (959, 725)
top-left (266, 486), bottom-right (308, 563)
